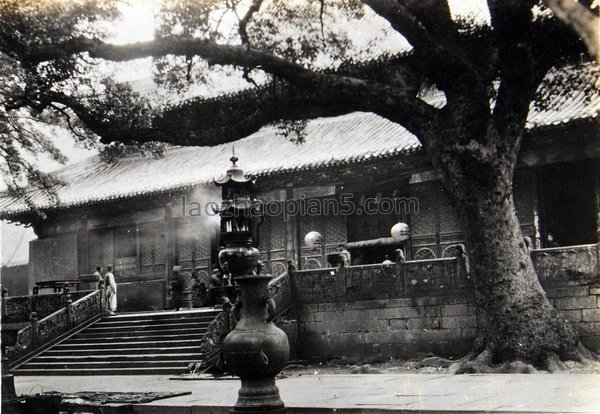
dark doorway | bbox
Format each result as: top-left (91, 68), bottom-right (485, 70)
top-left (345, 181), bottom-right (409, 264)
top-left (537, 160), bottom-right (598, 247)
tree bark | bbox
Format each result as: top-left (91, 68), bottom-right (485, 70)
top-left (543, 0), bottom-right (600, 65)
top-left (431, 126), bottom-right (579, 366)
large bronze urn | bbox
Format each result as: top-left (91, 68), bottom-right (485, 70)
top-left (215, 155), bottom-right (289, 413)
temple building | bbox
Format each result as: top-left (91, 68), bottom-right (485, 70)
top-left (1, 65), bottom-right (598, 312)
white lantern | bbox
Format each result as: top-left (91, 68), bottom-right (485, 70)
top-left (391, 222), bottom-right (411, 241)
top-left (304, 231), bottom-right (323, 248)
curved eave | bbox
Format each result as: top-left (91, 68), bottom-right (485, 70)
top-left (0, 144), bottom-right (423, 222)
top-left (214, 175), bottom-right (254, 185)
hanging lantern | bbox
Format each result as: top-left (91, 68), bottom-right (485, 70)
top-left (391, 222), bottom-right (411, 241)
top-left (304, 231), bottom-right (323, 249)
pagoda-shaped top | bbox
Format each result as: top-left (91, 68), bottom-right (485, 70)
top-left (214, 155), bottom-right (253, 186)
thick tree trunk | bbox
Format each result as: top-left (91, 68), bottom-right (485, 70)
top-left (432, 130), bottom-right (580, 368)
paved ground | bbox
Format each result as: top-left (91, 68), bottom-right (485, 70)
top-left (14, 373), bottom-right (600, 413)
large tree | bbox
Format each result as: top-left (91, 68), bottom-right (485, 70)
top-left (0, 0), bottom-right (598, 371)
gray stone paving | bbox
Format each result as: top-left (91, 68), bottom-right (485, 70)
top-left (14, 373), bottom-right (600, 413)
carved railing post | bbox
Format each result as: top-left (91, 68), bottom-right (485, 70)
top-left (30, 312), bottom-right (38, 349)
top-left (98, 279), bottom-right (106, 314)
top-left (395, 248), bottom-right (406, 291)
top-left (1, 288), bottom-right (7, 322)
top-left (455, 244), bottom-right (469, 287)
top-left (64, 290), bottom-right (73, 328)
top-left (0, 287), bottom-right (19, 412)
top-left (287, 260), bottom-right (296, 304)
top-left (31, 286), bottom-right (39, 317)
top-left (1, 340), bottom-right (18, 413)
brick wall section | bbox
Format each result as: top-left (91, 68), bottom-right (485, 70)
top-left (297, 284), bottom-right (600, 360)
top-left (546, 284), bottom-right (600, 352)
top-left (297, 293), bottom-right (478, 360)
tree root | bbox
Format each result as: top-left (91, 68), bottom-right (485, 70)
top-left (575, 341), bottom-right (599, 362)
top-left (542, 353), bottom-right (568, 373)
top-left (415, 341), bottom-right (599, 374)
top-left (414, 356), bottom-right (455, 369)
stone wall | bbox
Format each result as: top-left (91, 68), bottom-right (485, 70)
top-left (296, 294), bottom-right (477, 360)
top-left (532, 244), bottom-right (600, 351)
top-left (1, 264), bottom-right (29, 296)
top-left (291, 245), bottom-right (600, 361)
top-left (546, 284), bottom-right (600, 352)
top-left (291, 258), bottom-right (474, 360)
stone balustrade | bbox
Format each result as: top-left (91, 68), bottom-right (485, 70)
top-left (2, 290), bottom-right (93, 323)
top-left (531, 243), bottom-right (600, 286)
top-left (267, 270), bottom-right (293, 316)
top-left (6, 290), bottom-right (103, 368)
top-left (291, 256), bottom-right (469, 305)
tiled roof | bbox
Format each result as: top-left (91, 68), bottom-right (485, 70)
top-left (1, 64), bottom-right (598, 219)
top-left (527, 65), bottom-right (600, 128)
top-left (0, 112), bottom-right (420, 218)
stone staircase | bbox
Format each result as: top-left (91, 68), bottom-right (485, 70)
top-left (12, 308), bottom-right (219, 375)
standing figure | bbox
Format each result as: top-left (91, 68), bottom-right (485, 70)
top-left (337, 244), bottom-right (352, 266)
top-left (191, 269), bottom-right (211, 308)
top-left (93, 266), bottom-right (103, 289)
top-left (104, 265), bottom-right (117, 315)
top-left (546, 233), bottom-right (560, 248)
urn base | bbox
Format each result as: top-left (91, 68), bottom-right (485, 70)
top-left (232, 378), bottom-right (286, 412)
top-left (231, 409), bottom-right (287, 414)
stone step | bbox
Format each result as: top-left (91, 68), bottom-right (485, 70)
top-left (43, 345), bottom-right (204, 356)
top-left (85, 322), bottom-right (208, 332)
top-left (104, 309), bottom-right (219, 321)
top-left (12, 307), bottom-right (219, 376)
top-left (53, 339), bottom-right (203, 350)
top-left (13, 367), bottom-right (188, 376)
top-left (73, 326), bottom-right (207, 339)
top-left (95, 315), bottom-right (215, 326)
top-left (19, 360), bottom-right (195, 369)
top-left (33, 353), bottom-right (204, 362)
top-left (67, 332), bottom-right (205, 342)
top-left (96, 314), bottom-right (213, 322)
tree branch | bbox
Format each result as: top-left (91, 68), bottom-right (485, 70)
top-left (43, 91), bottom-right (160, 144)
top-left (238, 0), bottom-right (264, 45)
top-left (363, 0), bottom-right (454, 52)
top-left (363, 0), bottom-right (490, 108)
top-left (16, 36), bottom-right (438, 144)
top-left (487, 0), bottom-right (540, 161)
top-left (156, 75), bottom-right (438, 147)
top-left (543, 0), bottom-right (599, 64)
